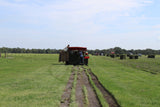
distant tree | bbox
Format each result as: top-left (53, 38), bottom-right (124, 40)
top-left (145, 49), bottom-right (156, 55)
top-left (0, 47), bottom-right (159, 55)
top-left (46, 49), bottom-right (51, 53)
top-left (26, 49), bottom-right (30, 53)
top-left (114, 47), bottom-right (126, 54)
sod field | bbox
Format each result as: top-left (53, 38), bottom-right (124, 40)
top-left (0, 54), bottom-right (72, 107)
top-left (89, 55), bottom-right (160, 107)
top-left (0, 54), bottom-right (160, 107)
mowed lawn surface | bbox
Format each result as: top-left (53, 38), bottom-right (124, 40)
top-left (0, 54), bottom-right (72, 107)
top-left (89, 55), bottom-right (160, 107)
top-left (1, 54), bottom-right (160, 107)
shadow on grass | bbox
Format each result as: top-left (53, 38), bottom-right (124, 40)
top-left (52, 63), bottom-right (65, 65)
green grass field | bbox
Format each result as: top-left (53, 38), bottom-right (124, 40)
top-left (89, 55), bottom-right (160, 107)
top-left (108, 55), bottom-right (160, 74)
top-left (0, 54), bottom-right (160, 107)
top-left (0, 54), bottom-right (72, 107)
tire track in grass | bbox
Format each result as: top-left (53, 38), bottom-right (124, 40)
top-left (76, 66), bottom-right (101, 107)
top-left (82, 69), bottom-right (101, 107)
top-left (60, 67), bottom-right (76, 107)
top-left (75, 67), bottom-right (85, 107)
top-left (61, 66), bottom-right (111, 107)
top-left (87, 69), bottom-right (120, 107)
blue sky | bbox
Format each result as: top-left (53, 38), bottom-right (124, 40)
top-left (0, 0), bottom-right (160, 49)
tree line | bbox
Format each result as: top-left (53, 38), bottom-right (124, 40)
top-left (88, 47), bottom-right (160, 55)
top-left (0, 47), bottom-right (60, 54)
top-left (0, 47), bottom-right (160, 55)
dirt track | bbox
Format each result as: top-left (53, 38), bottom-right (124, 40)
top-left (60, 66), bottom-right (120, 107)
top-left (88, 69), bottom-right (120, 107)
top-left (60, 68), bottom-right (75, 107)
top-left (76, 67), bottom-right (101, 107)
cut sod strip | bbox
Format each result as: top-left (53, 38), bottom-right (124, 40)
top-left (86, 69), bottom-right (109, 107)
top-left (82, 85), bottom-right (89, 107)
top-left (60, 67), bottom-right (76, 107)
top-left (60, 66), bottom-right (120, 107)
top-left (60, 66), bottom-right (101, 107)
top-left (87, 69), bottom-right (120, 107)
top-left (70, 67), bottom-right (78, 107)
top-left (75, 66), bottom-right (101, 107)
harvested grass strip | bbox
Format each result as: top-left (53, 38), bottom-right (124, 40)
top-left (88, 69), bottom-right (120, 107)
top-left (60, 67), bottom-right (76, 107)
top-left (82, 85), bottom-right (89, 107)
top-left (86, 70), bottom-right (108, 107)
top-left (70, 69), bottom-right (78, 107)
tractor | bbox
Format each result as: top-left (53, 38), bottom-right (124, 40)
top-left (59, 46), bottom-right (87, 65)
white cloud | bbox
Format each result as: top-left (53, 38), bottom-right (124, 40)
top-left (46, 0), bottom-right (152, 19)
top-left (143, 0), bottom-right (153, 4)
top-left (0, 0), bottom-right (154, 31)
top-left (14, 0), bottom-right (27, 2)
top-left (1, 0), bottom-right (158, 49)
top-left (153, 25), bottom-right (160, 29)
top-left (0, 0), bottom-right (153, 25)
top-left (0, 0), bottom-right (25, 7)
top-left (0, 0), bottom-right (153, 15)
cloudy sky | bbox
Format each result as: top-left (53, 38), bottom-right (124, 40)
top-left (0, 0), bottom-right (160, 49)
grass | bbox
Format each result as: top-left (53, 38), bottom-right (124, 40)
top-left (1, 53), bottom-right (160, 107)
top-left (0, 54), bottom-right (72, 107)
top-left (70, 67), bottom-right (78, 107)
top-left (82, 86), bottom-right (89, 107)
top-left (89, 55), bottom-right (160, 107)
top-left (85, 68), bottom-right (109, 107)
top-left (107, 55), bottom-right (160, 74)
